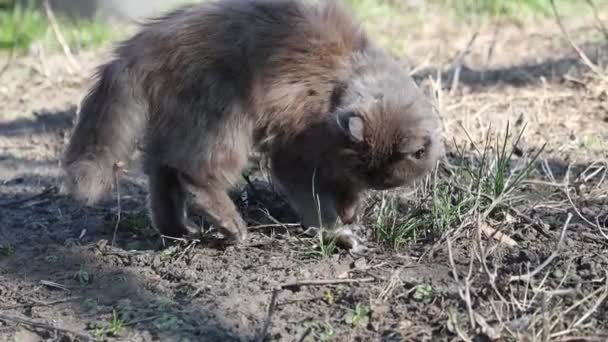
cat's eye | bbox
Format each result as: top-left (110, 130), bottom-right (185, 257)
top-left (413, 148), bottom-right (426, 160)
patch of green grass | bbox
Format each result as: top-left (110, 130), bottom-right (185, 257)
top-left (152, 313), bottom-right (183, 331)
top-left (347, 0), bottom-right (397, 20)
top-left (83, 298), bottom-right (101, 315)
top-left (0, 4), bottom-right (122, 53)
top-left (317, 230), bottom-right (338, 257)
top-left (307, 320), bottom-right (336, 342)
top-left (344, 303), bottom-right (370, 328)
top-left (62, 19), bottom-right (120, 51)
top-left (73, 269), bottom-right (93, 285)
top-left (432, 181), bottom-right (469, 233)
top-left (93, 309), bottom-right (126, 339)
top-left (372, 195), bottom-right (427, 249)
top-left (108, 310), bottom-right (125, 336)
top-left (455, 122), bottom-right (545, 216)
top-left (581, 134), bottom-right (601, 149)
top-left (122, 212), bottom-right (158, 239)
top-left (302, 229), bottom-right (338, 258)
top-left (412, 284), bottom-right (434, 301)
top-left (303, 179), bottom-right (339, 258)
top-left (0, 5), bottom-right (46, 51)
top-left (323, 290), bottom-right (335, 304)
top-left (345, 0), bottom-right (422, 57)
top-left (438, 0), bottom-right (607, 22)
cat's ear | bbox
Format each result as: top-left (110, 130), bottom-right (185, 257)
top-left (336, 111), bottom-right (365, 142)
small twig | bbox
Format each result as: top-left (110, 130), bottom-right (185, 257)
top-left (446, 238), bottom-right (460, 282)
top-left (549, 0), bottom-right (602, 76)
top-left (248, 223), bottom-right (301, 231)
top-left (450, 32), bottom-right (478, 96)
top-left (571, 271), bottom-right (608, 328)
top-left (564, 176), bottom-right (608, 242)
top-left (40, 280), bottom-right (69, 292)
top-left (1, 296), bottom-right (80, 310)
top-left (124, 315), bottom-right (159, 327)
top-left (42, 0), bottom-right (81, 74)
top-left (553, 162), bottom-right (608, 241)
top-left (510, 213), bottom-right (572, 283)
top-left (279, 277), bottom-right (375, 290)
top-left (297, 327), bottom-right (312, 342)
top-left (256, 208), bottom-right (300, 234)
top-left (447, 238), bottom-right (476, 329)
top-left (541, 292), bottom-right (549, 342)
top-left (256, 289), bottom-right (279, 342)
top-left (474, 217), bottom-right (509, 304)
top-left (448, 310), bottom-right (473, 342)
top-left (485, 23), bottom-right (500, 69)
top-left (0, 313), bottom-right (93, 341)
top-left (175, 239), bottom-right (198, 264)
top-left (463, 252), bottom-right (476, 329)
top-left (111, 162), bottom-right (124, 247)
top-left (0, 186), bottom-right (57, 207)
top-left (563, 285), bottom-right (605, 316)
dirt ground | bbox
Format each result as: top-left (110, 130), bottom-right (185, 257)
top-left (1, 4), bottom-right (608, 342)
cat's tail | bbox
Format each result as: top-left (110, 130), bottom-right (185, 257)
top-left (62, 60), bottom-right (148, 206)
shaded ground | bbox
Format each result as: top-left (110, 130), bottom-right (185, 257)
top-left (1, 4), bottom-right (608, 342)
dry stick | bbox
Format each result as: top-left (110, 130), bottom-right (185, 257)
top-left (565, 184), bottom-right (608, 242)
top-left (42, 0), bottom-right (80, 74)
top-left (40, 280), bottom-right (69, 292)
top-left (571, 276), bottom-right (608, 329)
top-left (111, 164), bottom-right (123, 247)
top-left (175, 239), bottom-right (198, 264)
top-left (485, 23), bottom-right (500, 69)
top-left (0, 313), bottom-right (93, 341)
top-left (548, 285), bottom-right (607, 338)
top-left (510, 213), bottom-right (573, 283)
top-left (579, 160), bottom-right (608, 186)
top-left (279, 277), bottom-right (375, 290)
top-left (464, 256), bottom-right (476, 330)
top-left (1, 296), bottom-right (80, 310)
top-left (256, 289), bottom-right (279, 342)
top-left (549, 0), bottom-right (603, 76)
top-left (563, 286), bottom-right (606, 317)
top-left (448, 310), bottom-right (473, 342)
top-left (474, 216), bottom-right (509, 304)
top-left (446, 238), bottom-right (476, 330)
top-left (248, 223), bottom-right (301, 231)
top-left (124, 315), bottom-right (159, 327)
top-left (0, 186), bottom-right (57, 207)
top-left (557, 270), bottom-right (608, 334)
top-left (296, 327), bottom-right (312, 342)
top-left (450, 32), bottom-right (478, 96)
top-left (561, 162), bottom-right (608, 241)
top-left (541, 292), bottom-right (549, 342)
